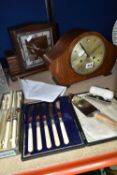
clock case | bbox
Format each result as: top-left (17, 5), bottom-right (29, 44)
top-left (44, 29), bottom-right (117, 86)
top-left (20, 94), bottom-right (117, 161)
top-left (8, 22), bottom-right (59, 78)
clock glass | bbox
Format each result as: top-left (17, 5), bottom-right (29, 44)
top-left (17, 29), bottom-right (53, 69)
top-left (70, 35), bottom-right (106, 75)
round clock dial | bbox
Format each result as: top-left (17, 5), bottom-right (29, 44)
top-left (71, 35), bottom-right (106, 75)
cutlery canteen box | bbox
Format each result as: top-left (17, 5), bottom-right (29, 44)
top-left (0, 91), bottom-right (23, 158)
top-left (20, 93), bottom-right (117, 161)
top-left (72, 93), bottom-right (117, 145)
top-left (20, 96), bottom-right (86, 161)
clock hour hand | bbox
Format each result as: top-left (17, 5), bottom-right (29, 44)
top-left (79, 43), bottom-right (90, 57)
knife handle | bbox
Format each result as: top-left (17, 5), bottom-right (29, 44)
top-left (51, 120), bottom-right (60, 147)
top-left (44, 122), bottom-right (52, 149)
top-left (28, 123), bottom-right (33, 153)
top-left (36, 122), bottom-right (42, 151)
top-left (3, 121), bottom-right (10, 149)
top-left (11, 119), bottom-right (17, 148)
top-left (59, 118), bottom-right (69, 145)
top-left (95, 113), bottom-right (117, 128)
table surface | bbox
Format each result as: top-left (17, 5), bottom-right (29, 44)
top-left (0, 61), bottom-right (117, 175)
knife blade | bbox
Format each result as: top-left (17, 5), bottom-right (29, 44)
top-left (72, 95), bottom-right (117, 128)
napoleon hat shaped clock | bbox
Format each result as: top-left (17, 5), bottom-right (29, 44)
top-left (44, 29), bottom-right (117, 86)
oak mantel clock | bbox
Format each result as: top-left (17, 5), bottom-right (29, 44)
top-left (44, 29), bottom-right (117, 86)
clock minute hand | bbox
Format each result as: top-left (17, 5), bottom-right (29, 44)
top-left (80, 43), bottom-right (90, 57)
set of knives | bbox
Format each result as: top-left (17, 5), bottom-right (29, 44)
top-left (24, 100), bottom-right (70, 155)
top-left (0, 91), bottom-right (23, 151)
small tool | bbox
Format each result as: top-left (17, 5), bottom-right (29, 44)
top-left (56, 101), bottom-right (69, 145)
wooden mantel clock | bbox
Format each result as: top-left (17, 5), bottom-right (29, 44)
top-left (7, 22), bottom-right (58, 79)
top-left (44, 29), bottom-right (117, 86)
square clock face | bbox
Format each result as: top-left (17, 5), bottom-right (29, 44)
top-left (17, 29), bottom-right (53, 69)
top-left (10, 23), bottom-right (58, 70)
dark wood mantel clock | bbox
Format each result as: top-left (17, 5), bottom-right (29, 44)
top-left (7, 22), bottom-right (58, 79)
top-left (44, 29), bottom-right (117, 86)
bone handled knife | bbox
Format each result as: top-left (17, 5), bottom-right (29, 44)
top-left (51, 119), bottom-right (60, 147)
top-left (27, 105), bottom-right (35, 153)
top-left (28, 114), bottom-right (33, 153)
top-left (11, 91), bottom-right (17, 148)
top-left (57, 111), bottom-right (69, 144)
top-left (0, 96), bottom-right (9, 148)
top-left (11, 91), bottom-right (22, 148)
top-left (43, 115), bottom-right (52, 149)
top-left (56, 101), bottom-right (69, 145)
top-left (3, 92), bottom-right (13, 149)
top-left (11, 92), bottom-right (22, 148)
top-left (36, 115), bottom-right (42, 151)
top-left (0, 100), bottom-right (6, 148)
top-left (11, 118), bottom-right (17, 148)
top-left (3, 120), bottom-right (10, 149)
top-left (49, 103), bottom-right (60, 147)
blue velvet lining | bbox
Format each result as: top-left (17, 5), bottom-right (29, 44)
top-left (22, 96), bottom-right (85, 159)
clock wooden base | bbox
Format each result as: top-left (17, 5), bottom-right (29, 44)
top-left (7, 55), bottom-right (48, 80)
